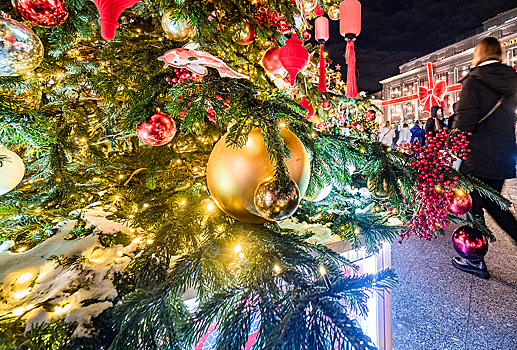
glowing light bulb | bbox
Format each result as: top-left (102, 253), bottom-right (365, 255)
top-left (17, 247), bottom-right (27, 253)
top-left (238, 252), bottom-right (245, 259)
top-left (234, 244), bottom-right (241, 254)
top-left (354, 228), bottom-right (361, 234)
top-left (132, 237), bottom-right (142, 244)
top-left (207, 203), bottom-right (214, 211)
top-left (146, 239), bottom-right (153, 244)
top-left (217, 226), bottom-right (223, 232)
top-left (143, 203), bottom-right (149, 208)
top-left (279, 122), bottom-right (286, 128)
top-left (273, 264), bottom-right (281, 273)
top-left (319, 266), bottom-right (327, 276)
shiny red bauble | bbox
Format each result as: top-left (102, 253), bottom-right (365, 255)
top-left (301, 30), bottom-right (311, 41)
top-left (321, 100), bottom-right (331, 110)
top-left (298, 96), bottom-right (314, 120)
top-left (238, 21), bottom-right (256, 45)
top-left (448, 189), bottom-right (472, 215)
top-left (279, 34), bottom-right (309, 86)
top-left (261, 48), bottom-right (285, 75)
top-left (452, 225), bottom-right (488, 261)
top-left (13, 0), bottom-right (68, 28)
top-left (366, 109), bottom-right (376, 121)
top-left (136, 112), bottom-right (176, 146)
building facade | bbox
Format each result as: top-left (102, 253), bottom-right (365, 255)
top-left (380, 7), bottom-right (517, 123)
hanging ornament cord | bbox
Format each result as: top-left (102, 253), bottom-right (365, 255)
top-left (318, 43), bottom-right (327, 92)
top-left (344, 38), bottom-right (357, 98)
top-left (294, 0), bottom-right (309, 30)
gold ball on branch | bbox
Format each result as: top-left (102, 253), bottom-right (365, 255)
top-left (254, 177), bottom-right (300, 221)
top-left (207, 127), bottom-right (310, 223)
top-left (161, 9), bottom-right (196, 41)
top-left (367, 171), bottom-right (394, 200)
top-left (303, 0), bottom-right (318, 13)
top-left (328, 5), bottom-right (341, 20)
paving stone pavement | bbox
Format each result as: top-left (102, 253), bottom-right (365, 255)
top-left (391, 179), bottom-right (517, 350)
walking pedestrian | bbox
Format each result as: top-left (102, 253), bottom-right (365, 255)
top-left (378, 121), bottom-right (396, 146)
top-left (410, 121), bottom-right (425, 146)
top-left (451, 37), bottom-right (517, 279)
top-left (397, 123), bottom-right (411, 147)
top-left (425, 106), bottom-right (446, 136)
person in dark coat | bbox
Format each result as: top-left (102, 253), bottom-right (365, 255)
top-left (410, 121), bottom-right (425, 146)
top-left (451, 37), bottom-right (517, 279)
top-left (424, 106), bottom-right (446, 136)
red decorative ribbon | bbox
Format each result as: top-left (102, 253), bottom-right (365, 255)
top-left (418, 80), bottom-right (446, 113)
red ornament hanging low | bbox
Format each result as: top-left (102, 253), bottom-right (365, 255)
top-left (315, 16), bottom-right (329, 92)
top-left (279, 34), bottom-right (309, 86)
top-left (298, 96), bottom-right (314, 120)
top-left (13, 0), bottom-right (68, 28)
top-left (448, 189), bottom-right (472, 215)
top-left (93, 0), bottom-right (141, 41)
top-left (301, 30), bottom-right (311, 41)
top-left (340, 0), bottom-right (361, 99)
top-left (262, 47), bottom-right (285, 75)
top-left (237, 21), bottom-right (256, 45)
top-left (136, 111), bottom-right (177, 146)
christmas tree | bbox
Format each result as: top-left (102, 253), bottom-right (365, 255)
top-left (0, 0), bottom-right (509, 349)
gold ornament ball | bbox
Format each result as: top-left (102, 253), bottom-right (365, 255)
top-left (207, 127), bottom-right (310, 223)
top-left (161, 9), bottom-right (196, 41)
top-left (328, 4), bottom-right (341, 20)
top-left (254, 177), bottom-right (300, 221)
top-left (367, 172), bottom-right (394, 200)
top-left (303, 0), bottom-right (318, 13)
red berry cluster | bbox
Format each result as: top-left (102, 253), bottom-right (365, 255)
top-left (399, 127), bottom-right (470, 240)
top-left (252, 5), bottom-right (291, 34)
top-left (165, 68), bottom-right (201, 86)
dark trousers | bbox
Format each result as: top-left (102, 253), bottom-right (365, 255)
top-left (471, 176), bottom-right (517, 242)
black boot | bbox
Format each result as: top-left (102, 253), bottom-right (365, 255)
top-left (452, 257), bottom-right (490, 279)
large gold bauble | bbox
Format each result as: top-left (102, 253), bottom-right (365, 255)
top-left (207, 127), bottom-right (310, 223)
top-left (161, 9), bottom-right (196, 41)
top-left (303, 0), bottom-right (318, 13)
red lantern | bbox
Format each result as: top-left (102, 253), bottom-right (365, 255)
top-left (279, 34), bottom-right (309, 86)
top-left (136, 112), bottom-right (176, 146)
top-left (298, 96), bottom-right (314, 120)
top-left (262, 48), bottom-right (285, 75)
top-left (340, 0), bottom-right (361, 99)
top-left (93, 0), bottom-right (141, 40)
top-left (13, 0), bottom-right (68, 28)
top-left (315, 16), bottom-right (329, 92)
top-left (448, 189), bottom-right (472, 215)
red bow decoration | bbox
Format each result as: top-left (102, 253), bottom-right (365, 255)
top-left (418, 80), bottom-right (446, 113)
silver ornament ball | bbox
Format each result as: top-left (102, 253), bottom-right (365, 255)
top-left (254, 177), bottom-right (300, 222)
top-left (161, 9), bottom-right (196, 41)
top-left (0, 17), bottom-right (44, 76)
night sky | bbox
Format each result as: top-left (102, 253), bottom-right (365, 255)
top-left (322, 0), bottom-right (517, 93)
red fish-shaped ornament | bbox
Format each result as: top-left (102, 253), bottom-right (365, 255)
top-left (158, 42), bottom-right (248, 79)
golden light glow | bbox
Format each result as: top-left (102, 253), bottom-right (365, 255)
top-left (117, 251), bottom-right (123, 257)
top-left (53, 304), bottom-right (71, 315)
top-left (13, 289), bottom-right (31, 300)
top-left (234, 244), bottom-right (242, 254)
top-left (354, 228), bottom-right (361, 234)
top-left (17, 247), bottom-right (27, 253)
top-left (319, 266), bottom-right (327, 276)
top-left (132, 237), bottom-right (142, 244)
top-left (12, 307), bottom-right (25, 316)
top-left (387, 147), bottom-right (392, 152)
top-left (146, 239), bottom-right (153, 244)
top-left (217, 226), bottom-right (223, 232)
top-left (206, 203), bottom-right (215, 211)
top-left (179, 200), bottom-right (186, 206)
top-left (238, 252), bottom-right (245, 259)
top-left (16, 273), bottom-right (33, 283)
top-left (279, 122), bottom-right (286, 128)
top-left (36, 272), bottom-right (47, 281)
top-left (273, 264), bottom-right (281, 273)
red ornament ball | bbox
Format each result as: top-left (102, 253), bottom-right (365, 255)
top-left (261, 48), bottom-right (285, 75)
top-left (366, 109), bottom-right (376, 121)
top-left (452, 225), bottom-right (488, 261)
top-left (448, 189), bottom-right (472, 215)
top-left (301, 30), bottom-right (311, 41)
top-left (13, 0), bottom-right (68, 28)
top-left (237, 21), bottom-right (256, 45)
top-left (136, 112), bottom-right (176, 146)
top-left (321, 100), bottom-right (331, 110)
